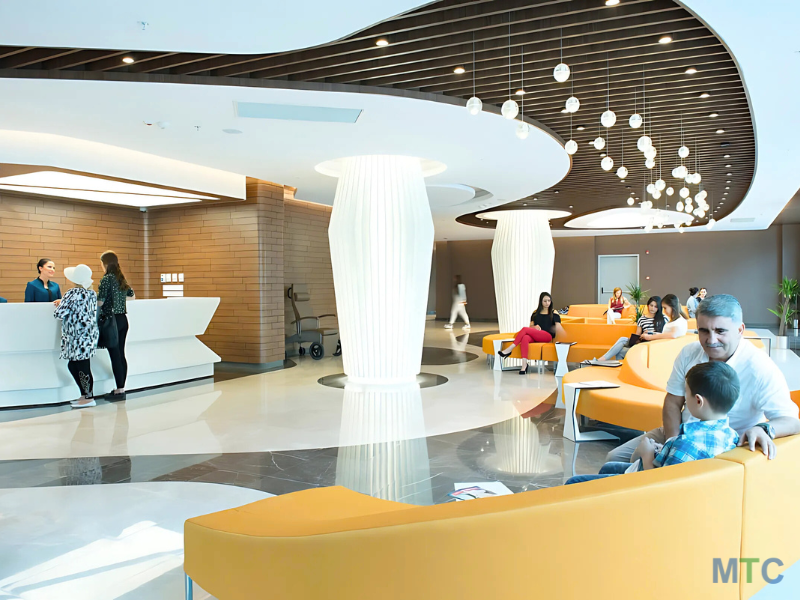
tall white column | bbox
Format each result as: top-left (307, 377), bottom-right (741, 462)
top-left (491, 211), bottom-right (555, 333)
top-left (328, 156), bottom-right (435, 384)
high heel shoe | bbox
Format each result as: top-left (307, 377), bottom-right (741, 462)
top-left (497, 349), bottom-right (511, 358)
top-left (518, 365), bottom-right (529, 375)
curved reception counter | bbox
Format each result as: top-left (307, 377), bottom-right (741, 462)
top-left (0, 297), bottom-right (221, 408)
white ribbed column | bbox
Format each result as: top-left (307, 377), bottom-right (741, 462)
top-left (328, 156), bottom-right (434, 384)
top-left (491, 211), bottom-right (556, 333)
top-left (335, 382), bottom-right (432, 505)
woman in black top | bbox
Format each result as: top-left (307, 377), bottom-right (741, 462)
top-left (497, 292), bottom-right (562, 374)
top-left (98, 251), bottom-right (135, 400)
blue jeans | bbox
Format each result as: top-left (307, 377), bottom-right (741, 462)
top-left (565, 461), bottom-right (633, 485)
top-left (599, 336), bottom-right (630, 361)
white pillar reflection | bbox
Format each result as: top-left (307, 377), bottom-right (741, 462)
top-left (335, 382), bottom-right (432, 505)
top-left (485, 415), bottom-right (562, 476)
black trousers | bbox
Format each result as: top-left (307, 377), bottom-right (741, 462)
top-left (68, 359), bottom-right (94, 397)
top-left (107, 314), bottom-right (129, 389)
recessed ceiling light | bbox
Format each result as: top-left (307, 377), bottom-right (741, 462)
top-left (727, 172), bottom-right (732, 176)
top-left (724, 192), bottom-right (729, 195)
top-left (605, 0), bottom-right (620, 6)
top-left (700, 93), bottom-right (711, 98)
top-left (659, 35), bottom-right (673, 44)
top-left (515, 88), bottom-right (526, 95)
top-left (569, 205), bottom-right (574, 208)
top-left (726, 180), bottom-right (732, 183)
top-left (685, 67), bottom-right (697, 74)
top-left (577, 125), bottom-right (585, 130)
top-left (725, 186), bottom-right (730, 189)
top-left (723, 154), bottom-right (731, 158)
top-left (709, 113), bottom-right (719, 118)
top-left (600, 153), bottom-right (607, 157)
top-left (554, 190), bottom-right (559, 194)
top-left (454, 66), bottom-right (466, 74)
top-left (716, 129), bottom-right (726, 134)
top-left (376, 39), bottom-right (389, 47)
top-left (561, 108), bottom-right (569, 113)
top-left (725, 163), bottom-right (732, 167)
top-left (122, 56), bottom-right (135, 64)
top-left (523, 203), bottom-right (527, 206)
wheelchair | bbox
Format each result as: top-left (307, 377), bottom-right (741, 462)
top-left (286, 284), bottom-right (341, 360)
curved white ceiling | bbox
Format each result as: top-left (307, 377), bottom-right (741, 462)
top-left (0, 0), bottom-right (423, 54)
top-left (0, 77), bottom-right (569, 241)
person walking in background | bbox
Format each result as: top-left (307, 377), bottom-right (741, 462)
top-left (444, 274), bottom-right (470, 330)
top-left (606, 287), bottom-right (632, 324)
top-left (54, 264), bottom-right (99, 408)
top-left (25, 258), bottom-right (62, 306)
top-left (498, 292), bottom-right (562, 375)
top-left (98, 251), bottom-right (135, 401)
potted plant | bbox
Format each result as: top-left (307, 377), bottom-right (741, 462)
top-left (626, 283), bottom-right (649, 320)
top-left (768, 277), bottom-right (799, 348)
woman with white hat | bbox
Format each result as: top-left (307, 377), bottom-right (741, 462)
top-left (54, 264), bottom-right (100, 408)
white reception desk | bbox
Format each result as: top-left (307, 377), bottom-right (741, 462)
top-left (0, 297), bottom-right (221, 408)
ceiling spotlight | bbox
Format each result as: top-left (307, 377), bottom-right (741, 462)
top-left (726, 180), bottom-right (732, 183)
top-left (725, 164), bottom-right (732, 167)
top-left (554, 190), bottom-right (560, 194)
top-left (515, 88), bottom-right (526, 96)
top-left (376, 39), bottom-right (389, 47)
top-left (724, 154), bottom-right (731, 158)
top-left (577, 125), bottom-right (586, 131)
top-left (727, 172), bottom-right (732, 176)
top-left (605, 0), bottom-right (620, 5)
top-left (700, 93), bottom-right (711, 98)
top-left (685, 67), bottom-right (697, 74)
top-left (454, 66), bottom-right (466, 74)
top-left (122, 56), bottom-right (135, 64)
top-left (659, 36), bottom-right (673, 44)
top-left (725, 186), bottom-right (730, 189)
top-left (709, 113), bottom-right (719, 118)
top-left (716, 129), bottom-right (726, 134)
top-left (561, 108), bottom-right (569, 114)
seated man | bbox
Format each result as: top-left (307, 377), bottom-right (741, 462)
top-left (566, 362), bottom-right (739, 484)
top-left (607, 294), bottom-right (800, 463)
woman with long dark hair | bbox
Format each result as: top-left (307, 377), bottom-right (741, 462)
top-left (640, 293), bottom-right (688, 341)
top-left (25, 258), bottom-right (62, 306)
top-left (594, 296), bottom-right (666, 362)
top-left (498, 292), bottom-right (562, 375)
top-left (98, 251), bottom-right (135, 400)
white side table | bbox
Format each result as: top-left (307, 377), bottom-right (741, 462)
top-left (553, 342), bottom-right (575, 408)
top-left (491, 338), bottom-right (517, 371)
top-left (562, 382), bottom-right (621, 442)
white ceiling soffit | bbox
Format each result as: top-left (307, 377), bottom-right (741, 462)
top-left (0, 78), bottom-right (568, 240)
top-left (564, 208), bottom-right (694, 229)
top-left (0, 130), bottom-right (245, 202)
top-left (676, 0), bottom-right (800, 232)
top-left (0, 0), bottom-right (425, 54)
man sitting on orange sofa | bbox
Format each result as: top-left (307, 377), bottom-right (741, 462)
top-left (606, 294), bottom-right (800, 463)
top-left (567, 362), bottom-right (740, 484)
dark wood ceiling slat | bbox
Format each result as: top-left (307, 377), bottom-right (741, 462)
top-left (41, 49), bottom-right (129, 70)
top-left (0, 48), bottom-right (80, 69)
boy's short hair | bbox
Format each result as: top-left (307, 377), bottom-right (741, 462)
top-left (685, 362), bottom-right (740, 414)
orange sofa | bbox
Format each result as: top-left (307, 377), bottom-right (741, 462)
top-left (184, 434), bottom-right (800, 600)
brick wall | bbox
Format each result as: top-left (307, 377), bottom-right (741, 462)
top-left (283, 198), bottom-right (336, 324)
top-left (146, 178), bottom-right (285, 364)
top-left (0, 191), bottom-right (144, 302)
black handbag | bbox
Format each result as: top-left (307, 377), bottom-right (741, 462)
top-left (97, 283), bottom-right (119, 350)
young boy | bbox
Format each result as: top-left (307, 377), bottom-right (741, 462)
top-left (566, 361), bottom-right (741, 484)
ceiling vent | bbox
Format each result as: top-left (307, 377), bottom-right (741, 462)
top-left (730, 217), bottom-right (755, 223)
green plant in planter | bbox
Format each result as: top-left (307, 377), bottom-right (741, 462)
top-left (626, 283), bottom-right (650, 320)
top-left (768, 277), bottom-right (799, 336)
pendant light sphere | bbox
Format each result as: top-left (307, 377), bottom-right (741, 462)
top-left (697, 209), bottom-right (706, 218)
top-left (697, 189), bottom-right (707, 201)
top-left (565, 139), bottom-right (578, 155)
top-left (593, 136), bottom-right (606, 150)
top-left (627, 196), bottom-right (635, 206)
top-left (501, 99), bottom-right (519, 120)
top-left (676, 201), bottom-right (684, 212)
top-left (466, 96), bottom-right (483, 115)
top-left (629, 113), bottom-right (643, 129)
top-left (692, 172), bottom-right (702, 184)
top-left (655, 179), bottom-right (666, 191)
top-left (565, 96), bottom-right (580, 113)
top-left (601, 110), bottom-right (617, 128)
top-left (653, 190), bottom-right (662, 200)
top-left (672, 165), bottom-right (688, 179)
top-left (644, 146), bottom-right (658, 160)
top-left (679, 186), bottom-right (690, 199)
top-left (601, 156), bottom-right (614, 171)
top-left (707, 218), bottom-right (716, 230)
top-left (666, 187), bottom-right (674, 196)
top-left (645, 158), bottom-right (656, 169)
top-left (678, 145), bottom-right (690, 159)
top-left (553, 63), bottom-right (571, 83)
top-left (516, 122), bottom-right (530, 140)
top-left (616, 166), bottom-right (628, 179)
top-left (647, 183), bottom-right (656, 195)
top-left (637, 135), bottom-right (652, 152)
top-left (685, 203), bottom-right (693, 214)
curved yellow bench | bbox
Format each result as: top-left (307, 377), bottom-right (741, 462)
top-left (185, 460), bottom-right (747, 599)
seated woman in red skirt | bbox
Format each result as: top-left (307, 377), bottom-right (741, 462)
top-left (497, 291), bottom-right (563, 374)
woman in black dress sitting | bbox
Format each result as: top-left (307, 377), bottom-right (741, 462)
top-left (498, 292), bottom-right (563, 374)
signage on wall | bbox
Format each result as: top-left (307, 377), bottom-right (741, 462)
top-left (161, 273), bottom-right (185, 297)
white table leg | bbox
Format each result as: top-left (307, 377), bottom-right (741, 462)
top-left (553, 343), bottom-right (571, 408)
top-left (491, 338), bottom-right (516, 371)
top-left (563, 384), bottom-right (619, 442)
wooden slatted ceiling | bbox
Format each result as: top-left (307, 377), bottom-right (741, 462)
top-left (0, 0), bottom-right (753, 229)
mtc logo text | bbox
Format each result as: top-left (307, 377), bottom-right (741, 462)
top-left (713, 558), bottom-right (784, 584)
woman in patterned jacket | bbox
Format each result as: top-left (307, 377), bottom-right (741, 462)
top-left (54, 264), bottom-right (100, 409)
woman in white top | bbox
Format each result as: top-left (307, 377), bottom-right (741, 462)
top-left (640, 293), bottom-right (688, 341)
top-left (444, 274), bottom-right (470, 330)
top-left (686, 287), bottom-right (707, 318)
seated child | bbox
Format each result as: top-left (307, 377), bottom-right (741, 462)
top-left (566, 361), bottom-right (740, 485)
